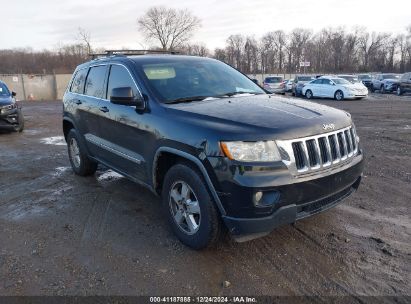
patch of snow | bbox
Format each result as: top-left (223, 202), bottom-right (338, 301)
top-left (52, 166), bottom-right (70, 177)
top-left (97, 170), bottom-right (124, 182)
top-left (40, 136), bottom-right (66, 146)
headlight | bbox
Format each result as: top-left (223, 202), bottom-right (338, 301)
top-left (220, 141), bottom-right (281, 162)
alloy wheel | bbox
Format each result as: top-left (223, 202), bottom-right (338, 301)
top-left (69, 137), bottom-right (81, 168)
top-left (169, 181), bottom-right (201, 235)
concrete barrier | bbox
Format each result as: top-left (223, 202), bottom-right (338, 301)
top-left (0, 74), bottom-right (72, 101)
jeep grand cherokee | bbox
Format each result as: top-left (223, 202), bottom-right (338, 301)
top-left (62, 51), bottom-right (364, 249)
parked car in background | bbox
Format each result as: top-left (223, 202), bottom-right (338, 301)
top-left (285, 79), bottom-right (294, 92)
top-left (357, 74), bottom-right (373, 89)
top-left (302, 76), bottom-right (368, 101)
top-left (292, 75), bottom-right (315, 96)
top-left (371, 73), bottom-right (401, 93)
top-left (338, 75), bottom-right (360, 84)
top-left (338, 75), bottom-right (369, 92)
top-left (396, 72), bottom-right (411, 96)
top-left (0, 81), bottom-right (24, 132)
top-left (263, 76), bottom-right (284, 93)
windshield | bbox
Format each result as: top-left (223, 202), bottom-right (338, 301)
top-left (331, 78), bottom-right (351, 85)
top-left (298, 76), bottom-right (314, 81)
top-left (382, 74), bottom-right (400, 79)
top-left (0, 83), bottom-right (11, 96)
top-left (140, 59), bottom-right (265, 103)
top-left (265, 77), bottom-right (283, 83)
top-left (339, 76), bottom-right (359, 83)
top-left (358, 74), bottom-right (371, 80)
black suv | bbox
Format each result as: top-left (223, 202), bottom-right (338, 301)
top-left (0, 81), bottom-right (24, 132)
top-left (63, 52), bottom-right (364, 249)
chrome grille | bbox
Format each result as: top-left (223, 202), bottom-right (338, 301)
top-left (276, 126), bottom-right (358, 175)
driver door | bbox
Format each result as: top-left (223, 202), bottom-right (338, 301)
top-left (95, 64), bottom-right (150, 183)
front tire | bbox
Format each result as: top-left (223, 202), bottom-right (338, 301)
top-left (162, 163), bottom-right (222, 249)
top-left (305, 89), bottom-right (313, 99)
top-left (380, 85), bottom-right (385, 94)
top-left (67, 129), bottom-right (97, 176)
top-left (334, 90), bottom-right (344, 101)
top-left (397, 87), bottom-right (402, 96)
top-left (13, 108), bottom-right (24, 132)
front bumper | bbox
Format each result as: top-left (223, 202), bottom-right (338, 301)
top-left (209, 152), bottom-right (364, 240)
top-left (0, 108), bottom-right (21, 129)
top-left (384, 83), bottom-right (398, 92)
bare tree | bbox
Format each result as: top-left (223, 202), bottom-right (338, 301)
top-left (138, 6), bottom-right (201, 51)
top-left (77, 27), bottom-right (92, 54)
top-left (183, 43), bottom-right (210, 57)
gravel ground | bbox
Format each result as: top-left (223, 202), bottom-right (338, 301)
top-left (0, 93), bottom-right (410, 298)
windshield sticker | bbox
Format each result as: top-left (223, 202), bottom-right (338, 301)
top-left (144, 66), bottom-right (176, 80)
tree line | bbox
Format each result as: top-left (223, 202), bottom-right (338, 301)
top-left (1, 6), bottom-right (410, 75)
top-left (212, 26), bottom-right (411, 74)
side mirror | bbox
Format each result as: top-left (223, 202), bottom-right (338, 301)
top-left (11, 91), bottom-right (16, 97)
top-left (110, 87), bottom-right (145, 110)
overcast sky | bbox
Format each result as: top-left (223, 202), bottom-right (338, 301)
top-left (2, 0), bottom-right (410, 51)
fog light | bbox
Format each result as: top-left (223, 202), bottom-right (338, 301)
top-left (253, 191), bottom-right (281, 208)
top-left (253, 191), bottom-right (263, 205)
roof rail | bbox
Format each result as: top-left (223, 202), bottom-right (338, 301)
top-left (89, 49), bottom-right (180, 59)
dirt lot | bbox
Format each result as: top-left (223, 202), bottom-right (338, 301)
top-left (0, 93), bottom-right (410, 298)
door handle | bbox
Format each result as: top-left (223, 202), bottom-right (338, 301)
top-left (99, 106), bottom-right (109, 113)
top-left (74, 99), bottom-right (82, 105)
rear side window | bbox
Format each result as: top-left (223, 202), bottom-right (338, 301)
top-left (107, 65), bottom-right (138, 100)
top-left (70, 69), bottom-right (87, 94)
top-left (85, 65), bottom-right (107, 98)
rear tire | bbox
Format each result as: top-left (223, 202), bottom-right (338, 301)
top-left (380, 85), bottom-right (385, 94)
top-left (334, 90), bottom-right (344, 101)
top-left (305, 90), bottom-right (313, 99)
top-left (397, 87), bottom-right (402, 96)
top-left (162, 163), bottom-right (223, 249)
top-left (67, 129), bottom-right (97, 176)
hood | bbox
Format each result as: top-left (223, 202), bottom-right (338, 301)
top-left (0, 96), bottom-right (13, 106)
top-left (166, 94), bottom-right (352, 140)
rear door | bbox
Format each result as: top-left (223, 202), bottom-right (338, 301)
top-left (309, 79), bottom-right (322, 97)
top-left (321, 78), bottom-right (334, 97)
top-left (66, 66), bottom-right (106, 157)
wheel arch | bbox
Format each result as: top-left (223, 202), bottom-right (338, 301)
top-left (152, 147), bottom-right (226, 216)
top-left (63, 117), bottom-right (77, 141)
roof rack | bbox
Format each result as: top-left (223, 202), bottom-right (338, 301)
top-left (89, 49), bottom-right (180, 59)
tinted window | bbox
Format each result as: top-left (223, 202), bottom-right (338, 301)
top-left (332, 78), bottom-right (350, 85)
top-left (311, 79), bottom-right (322, 84)
top-left (70, 69), bottom-right (88, 94)
top-left (298, 76), bottom-right (314, 81)
top-left (107, 65), bottom-right (138, 100)
top-left (85, 66), bottom-right (107, 98)
top-left (265, 77), bottom-right (283, 83)
top-left (382, 74), bottom-right (400, 79)
top-left (321, 79), bottom-right (332, 85)
top-left (0, 82), bottom-right (10, 96)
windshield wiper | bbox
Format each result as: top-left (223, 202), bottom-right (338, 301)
top-left (216, 91), bottom-right (263, 97)
top-left (165, 96), bottom-right (211, 104)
